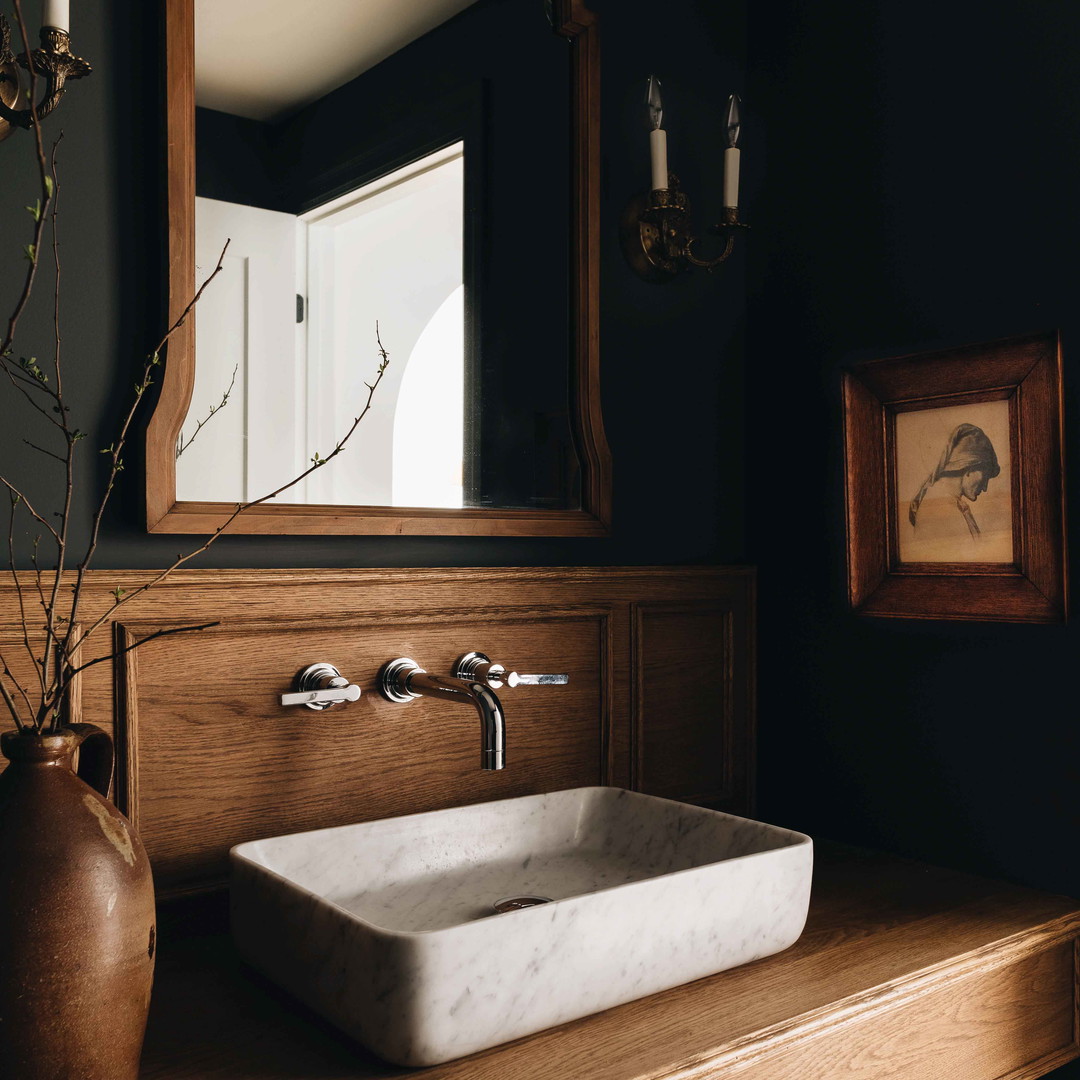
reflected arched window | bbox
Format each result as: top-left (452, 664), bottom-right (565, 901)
top-left (392, 284), bottom-right (464, 507)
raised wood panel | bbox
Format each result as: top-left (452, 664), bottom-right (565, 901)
top-left (0, 566), bottom-right (753, 897)
top-left (634, 598), bottom-right (754, 812)
top-left (119, 612), bottom-right (608, 893)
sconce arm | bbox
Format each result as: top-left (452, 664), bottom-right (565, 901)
top-left (684, 233), bottom-right (736, 271)
top-left (621, 181), bottom-right (748, 282)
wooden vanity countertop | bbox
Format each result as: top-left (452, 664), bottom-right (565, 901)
top-left (139, 843), bottom-right (1080, 1080)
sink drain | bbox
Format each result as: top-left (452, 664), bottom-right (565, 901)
top-left (492, 895), bottom-right (553, 913)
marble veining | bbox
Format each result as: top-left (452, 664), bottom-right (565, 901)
top-left (230, 786), bottom-right (813, 1067)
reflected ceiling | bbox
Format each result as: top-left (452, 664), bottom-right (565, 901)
top-left (194, 0), bottom-right (479, 121)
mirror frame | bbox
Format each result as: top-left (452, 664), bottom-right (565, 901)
top-left (147, 0), bottom-right (611, 537)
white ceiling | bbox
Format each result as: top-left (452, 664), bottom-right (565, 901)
top-left (195, 0), bottom-right (479, 122)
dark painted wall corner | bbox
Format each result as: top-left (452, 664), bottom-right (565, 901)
top-left (746, 3), bottom-right (1080, 1011)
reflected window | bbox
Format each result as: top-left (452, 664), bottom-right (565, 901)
top-left (180, 143), bottom-right (465, 507)
top-left (393, 284), bottom-right (465, 507)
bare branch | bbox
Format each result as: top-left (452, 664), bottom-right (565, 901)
top-left (0, 667), bottom-right (27, 731)
top-left (0, 648), bottom-right (34, 730)
top-left (27, 537), bottom-right (54, 657)
top-left (1, 4), bottom-right (66, 730)
top-left (0, 477), bottom-right (61, 544)
top-left (63, 241), bottom-right (232, 661)
top-left (49, 137), bottom-right (64, 400)
top-left (7, 493), bottom-right (45, 697)
top-left (66, 622), bottom-right (219, 679)
top-left (22, 438), bottom-right (65, 464)
top-left (2, 0), bottom-right (53, 362)
top-left (176, 363), bottom-right (238, 459)
top-left (40, 149), bottom-right (72, 701)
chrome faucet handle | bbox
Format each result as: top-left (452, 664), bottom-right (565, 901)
top-left (280, 663), bottom-right (362, 711)
top-left (504, 672), bottom-right (569, 687)
top-left (454, 652), bottom-right (569, 689)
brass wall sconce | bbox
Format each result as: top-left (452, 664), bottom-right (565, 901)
top-left (0, 4), bottom-right (91, 144)
top-left (621, 77), bottom-right (747, 283)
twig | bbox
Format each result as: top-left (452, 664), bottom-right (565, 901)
top-left (61, 241), bottom-right (231, 670)
top-left (22, 439), bottom-right (66, 464)
top-left (65, 622), bottom-right (219, 679)
top-left (50, 137), bottom-right (64, 399)
top-left (176, 363), bottom-right (238, 459)
top-left (0, 1), bottom-right (56, 416)
top-left (0, 659), bottom-right (28, 731)
top-left (40, 140), bottom-right (71, 703)
top-left (0, 477), bottom-right (61, 544)
top-left (0, 653), bottom-right (34, 723)
top-left (7, 493), bottom-right (43, 700)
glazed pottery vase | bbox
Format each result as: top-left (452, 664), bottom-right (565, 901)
top-left (0, 725), bottom-right (156, 1080)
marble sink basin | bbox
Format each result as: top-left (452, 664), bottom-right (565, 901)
top-left (230, 786), bottom-right (813, 1066)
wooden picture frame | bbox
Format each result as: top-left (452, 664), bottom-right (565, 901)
top-left (842, 331), bottom-right (1067, 623)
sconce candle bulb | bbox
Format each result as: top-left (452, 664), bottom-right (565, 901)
top-left (723, 94), bottom-right (741, 209)
top-left (645, 74), bottom-right (668, 193)
top-left (43, 0), bottom-right (70, 33)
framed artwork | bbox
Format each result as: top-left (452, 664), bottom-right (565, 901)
top-left (842, 331), bottom-right (1067, 623)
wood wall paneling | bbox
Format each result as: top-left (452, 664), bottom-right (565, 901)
top-left (635, 605), bottom-right (736, 805)
top-left (0, 567), bottom-right (754, 897)
top-left (118, 612), bottom-right (609, 891)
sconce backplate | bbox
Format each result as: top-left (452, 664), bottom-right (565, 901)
top-left (0, 62), bottom-right (18, 144)
top-left (619, 190), bottom-right (688, 283)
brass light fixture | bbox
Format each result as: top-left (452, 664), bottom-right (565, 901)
top-left (621, 77), bottom-right (747, 282)
top-left (0, 4), bottom-right (91, 144)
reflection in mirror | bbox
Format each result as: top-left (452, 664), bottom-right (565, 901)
top-left (180, 0), bottom-right (580, 513)
top-left (182, 143), bottom-right (466, 507)
top-left (150, 0), bottom-right (609, 535)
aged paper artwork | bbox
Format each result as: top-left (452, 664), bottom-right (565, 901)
top-left (896, 399), bottom-right (1013, 564)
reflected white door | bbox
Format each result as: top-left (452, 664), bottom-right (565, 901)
top-left (180, 197), bottom-right (303, 502)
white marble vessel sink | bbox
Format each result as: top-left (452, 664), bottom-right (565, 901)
top-left (230, 786), bottom-right (813, 1067)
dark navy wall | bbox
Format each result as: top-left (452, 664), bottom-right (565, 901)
top-left (747, 0), bottom-right (1080, 992)
top-left (0, 0), bottom-right (746, 570)
top-left (747, 9), bottom-right (1080, 1066)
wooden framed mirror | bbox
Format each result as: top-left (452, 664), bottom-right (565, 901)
top-left (148, 0), bottom-right (610, 536)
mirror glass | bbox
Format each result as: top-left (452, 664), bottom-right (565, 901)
top-left (183, 0), bottom-right (580, 511)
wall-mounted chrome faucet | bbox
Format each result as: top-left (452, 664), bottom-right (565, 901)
top-left (280, 664), bottom-right (361, 711)
top-left (379, 658), bottom-right (505, 770)
top-left (378, 652), bottom-right (569, 772)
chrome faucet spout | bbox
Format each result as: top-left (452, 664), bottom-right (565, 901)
top-left (406, 671), bottom-right (505, 770)
top-left (379, 661), bottom-right (506, 770)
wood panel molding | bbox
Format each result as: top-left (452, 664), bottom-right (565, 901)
top-left (633, 603), bottom-right (748, 808)
top-left (0, 566), bottom-right (753, 897)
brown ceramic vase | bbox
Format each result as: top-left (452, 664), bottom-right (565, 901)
top-left (0, 725), bottom-right (156, 1080)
